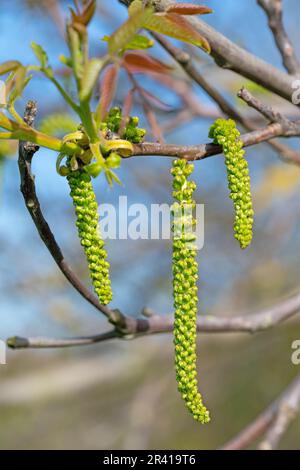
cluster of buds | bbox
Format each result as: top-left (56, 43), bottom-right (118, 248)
top-left (209, 118), bottom-right (254, 249)
top-left (171, 159), bottom-right (210, 424)
top-left (101, 107), bottom-right (146, 143)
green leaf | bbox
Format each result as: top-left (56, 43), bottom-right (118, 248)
top-left (59, 54), bottom-right (73, 68)
top-left (0, 61), bottom-right (20, 75)
top-left (31, 42), bottom-right (49, 68)
top-left (108, 6), bottom-right (153, 56)
top-left (144, 13), bottom-right (210, 52)
top-left (105, 168), bottom-right (121, 186)
top-left (122, 34), bottom-right (154, 51)
top-left (66, 26), bottom-right (84, 81)
top-left (9, 68), bottom-right (32, 104)
top-left (79, 58), bottom-right (104, 102)
top-left (128, 0), bottom-right (143, 16)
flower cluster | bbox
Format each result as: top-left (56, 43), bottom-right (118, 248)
top-left (209, 118), bottom-right (254, 249)
top-left (101, 107), bottom-right (146, 143)
top-left (171, 159), bottom-right (210, 424)
top-left (67, 167), bottom-right (112, 305)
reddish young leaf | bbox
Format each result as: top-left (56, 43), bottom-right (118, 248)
top-left (166, 4), bottom-right (213, 15)
top-left (97, 64), bottom-right (119, 121)
top-left (70, 0), bottom-right (96, 26)
top-left (144, 12), bottom-right (211, 52)
top-left (122, 51), bottom-right (173, 75)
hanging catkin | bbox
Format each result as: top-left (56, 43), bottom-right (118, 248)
top-left (171, 158), bottom-right (210, 424)
top-left (67, 167), bottom-right (113, 305)
top-left (209, 118), bottom-right (254, 249)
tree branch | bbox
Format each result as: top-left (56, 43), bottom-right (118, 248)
top-left (132, 117), bottom-right (300, 161)
top-left (120, 0), bottom-right (299, 103)
top-left (7, 290), bottom-right (300, 349)
top-left (7, 330), bottom-right (117, 349)
top-left (221, 373), bottom-right (300, 450)
top-left (152, 33), bottom-right (300, 164)
top-left (257, 0), bottom-right (300, 75)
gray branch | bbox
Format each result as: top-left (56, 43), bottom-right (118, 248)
top-left (221, 373), bottom-right (300, 450)
top-left (257, 0), bottom-right (300, 75)
top-left (119, 0), bottom-right (299, 103)
top-left (7, 291), bottom-right (300, 349)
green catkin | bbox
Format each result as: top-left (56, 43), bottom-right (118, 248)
top-left (67, 167), bottom-right (112, 305)
top-left (209, 118), bottom-right (254, 249)
top-left (171, 159), bottom-right (210, 424)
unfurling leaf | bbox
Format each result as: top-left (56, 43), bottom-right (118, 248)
top-left (108, 6), bottom-right (153, 56)
top-left (79, 58), bottom-right (103, 102)
top-left (96, 64), bottom-right (119, 122)
top-left (144, 13), bottom-right (211, 52)
top-left (0, 61), bottom-right (20, 76)
top-left (122, 51), bottom-right (172, 75)
top-left (31, 42), bottom-right (49, 68)
top-left (70, 0), bottom-right (96, 27)
top-left (122, 34), bottom-right (154, 51)
top-left (166, 3), bottom-right (213, 15)
top-left (66, 25), bottom-right (84, 81)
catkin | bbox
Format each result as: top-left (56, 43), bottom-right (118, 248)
top-left (209, 118), bottom-right (254, 249)
top-left (171, 158), bottom-right (210, 424)
top-left (67, 167), bottom-right (112, 305)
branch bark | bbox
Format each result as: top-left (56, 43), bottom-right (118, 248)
top-left (120, 0), bottom-right (299, 103)
top-left (152, 33), bottom-right (300, 164)
top-left (7, 291), bottom-right (300, 349)
top-left (257, 0), bottom-right (300, 75)
top-left (221, 373), bottom-right (300, 450)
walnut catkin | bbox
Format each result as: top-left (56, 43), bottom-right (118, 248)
top-left (209, 118), bottom-right (254, 249)
top-left (67, 168), bottom-right (112, 305)
top-left (171, 158), bottom-right (210, 424)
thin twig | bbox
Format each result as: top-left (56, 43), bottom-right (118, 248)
top-left (120, 0), bottom-right (298, 103)
top-left (7, 330), bottom-right (117, 349)
top-left (221, 373), bottom-right (300, 450)
top-left (131, 117), bottom-right (300, 161)
top-left (153, 33), bottom-right (300, 164)
top-left (257, 0), bottom-right (300, 75)
top-left (7, 291), bottom-right (300, 349)
top-left (237, 87), bottom-right (289, 125)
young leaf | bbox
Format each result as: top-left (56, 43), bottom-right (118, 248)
top-left (66, 25), bottom-right (84, 81)
top-left (128, 0), bottom-right (143, 16)
top-left (96, 64), bottom-right (119, 122)
top-left (31, 42), bottom-right (49, 68)
top-left (79, 58), bottom-right (104, 102)
top-left (108, 6), bottom-right (153, 56)
top-left (122, 51), bottom-right (173, 75)
top-left (0, 61), bottom-right (20, 76)
top-left (166, 4), bottom-right (213, 15)
top-left (70, 0), bottom-right (96, 27)
top-left (122, 34), bottom-right (154, 51)
top-left (144, 13), bottom-right (211, 52)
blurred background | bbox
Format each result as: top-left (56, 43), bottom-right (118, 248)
top-left (1, 0), bottom-right (300, 449)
